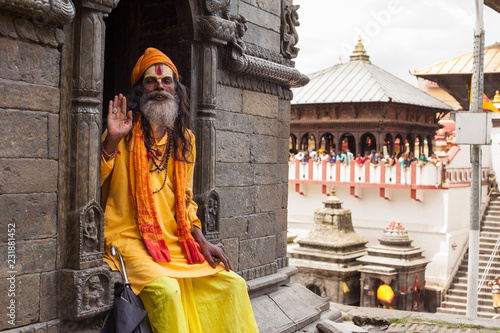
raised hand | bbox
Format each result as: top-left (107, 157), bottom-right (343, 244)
top-left (107, 94), bottom-right (133, 139)
top-left (102, 94), bottom-right (133, 159)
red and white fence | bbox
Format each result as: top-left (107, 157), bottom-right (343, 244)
top-left (289, 160), bottom-right (488, 201)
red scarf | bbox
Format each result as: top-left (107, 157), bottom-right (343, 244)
top-left (128, 122), bottom-right (205, 264)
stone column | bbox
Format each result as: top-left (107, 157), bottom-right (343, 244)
top-left (194, 41), bottom-right (220, 243)
top-left (193, 1), bottom-right (242, 244)
top-left (60, 0), bottom-right (119, 321)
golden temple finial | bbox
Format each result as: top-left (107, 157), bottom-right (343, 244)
top-left (350, 36), bottom-right (370, 62)
top-left (338, 56), bottom-right (342, 64)
top-left (494, 90), bottom-right (500, 104)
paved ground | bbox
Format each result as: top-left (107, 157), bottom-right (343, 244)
top-left (331, 303), bottom-right (500, 332)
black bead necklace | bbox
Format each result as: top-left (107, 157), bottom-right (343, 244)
top-left (147, 128), bottom-right (173, 194)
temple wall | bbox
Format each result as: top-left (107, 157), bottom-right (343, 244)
top-left (216, 88), bottom-right (290, 275)
top-left (0, 0), bottom-right (313, 331)
top-left (0, 17), bottom-right (63, 331)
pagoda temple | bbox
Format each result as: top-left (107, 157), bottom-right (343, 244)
top-left (290, 38), bottom-right (452, 157)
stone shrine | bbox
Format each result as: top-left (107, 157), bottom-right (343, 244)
top-left (289, 187), bottom-right (368, 305)
top-left (358, 221), bottom-right (430, 311)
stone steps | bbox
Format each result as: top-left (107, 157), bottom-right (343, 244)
top-left (446, 288), bottom-right (494, 299)
top-left (443, 295), bottom-right (494, 307)
top-left (437, 300), bottom-right (495, 313)
top-left (436, 307), bottom-right (497, 319)
top-left (458, 261), bottom-right (500, 270)
top-left (438, 197), bottom-right (500, 318)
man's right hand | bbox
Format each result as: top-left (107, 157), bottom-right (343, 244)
top-left (103, 94), bottom-right (133, 159)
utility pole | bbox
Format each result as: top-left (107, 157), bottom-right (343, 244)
top-left (466, 0), bottom-right (485, 318)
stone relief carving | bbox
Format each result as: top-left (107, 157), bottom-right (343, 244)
top-left (206, 190), bottom-right (219, 233)
top-left (239, 262), bottom-right (278, 281)
top-left (197, 6), bottom-right (246, 46)
top-left (202, 0), bottom-right (230, 17)
top-left (244, 42), bottom-right (294, 67)
top-left (83, 275), bottom-right (105, 310)
top-left (78, 200), bottom-right (104, 259)
top-left (0, 13), bottom-right (64, 47)
top-left (197, 16), bottom-right (236, 44)
top-left (280, 5), bottom-right (300, 59)
top-left (218, 69), bottom-right (294, 101)
top-left (59, 268), bottom-right (113, 320)
top-left (195, 190), bottom-right (220, 243)
top-left (83, 207), bottom-right (99, 253)
top-left (67, 199), bottom-right (104, 269)
top-left (227, 51), bottom-right (309, 88)
top-left (0, 0), bottom-right (75, 26)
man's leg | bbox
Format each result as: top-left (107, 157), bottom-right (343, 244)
top-left (139, 276), bottom-right (202, 333)
top-left (191, 270), bottom-right (259, 333)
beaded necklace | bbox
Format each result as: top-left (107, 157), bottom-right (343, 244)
top-left (146, 127), bottom-right (173, 194)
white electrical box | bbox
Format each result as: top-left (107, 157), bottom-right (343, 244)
top-left (455, 111), bottom-right (492, 145)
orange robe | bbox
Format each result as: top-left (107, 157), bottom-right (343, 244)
top-left (101, 130), bottom-right (223, 295)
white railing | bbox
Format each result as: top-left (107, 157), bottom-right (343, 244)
top-left (289, 160), bottom-right (489, 188)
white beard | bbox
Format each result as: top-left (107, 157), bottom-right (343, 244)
top-left (140, 90), bottom-right (179, 130)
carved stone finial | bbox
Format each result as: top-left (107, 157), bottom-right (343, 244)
top-left (379, 221), bottom-right (412, 246)
top-left (350, 37), bottom-right (370, 62)
top-left (280, 5), bottom-right (300, 59)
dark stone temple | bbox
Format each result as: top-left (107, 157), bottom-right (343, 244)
top-left (0, 1), bottom-right (338, 332)
top-left (357, 222), bottom-right (430, 312)
top-left (289, 187), bottom-right (368, 305)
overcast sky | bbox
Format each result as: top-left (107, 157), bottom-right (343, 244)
top-left (293, 0), bottom-right (500, 86)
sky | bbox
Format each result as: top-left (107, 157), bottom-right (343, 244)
top-left (293, 0), bottom-right (500, 86)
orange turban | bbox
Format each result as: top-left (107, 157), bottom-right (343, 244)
top-left (131, 47), bottom-right (179, 86)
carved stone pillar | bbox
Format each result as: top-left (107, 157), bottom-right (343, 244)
top-left (194, 42), bottom-right (220, 242)
top-left (60, 0), bottom-right (119, 321)
top-left (194, 2), bottom-right (238, 244)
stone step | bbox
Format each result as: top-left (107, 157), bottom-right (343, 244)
top-left (449, 281), bottom-right (498, 292)
top-left (436, 307), bottom-right (497, 319)
top-left (480, 243), bottom-right (500, 249)
top-left (455, 266), bottom-right (500, 277)
top-left (481, 219), bottom-right (500, 227)
top-left (450, 280), bottom-right (488, 291)
top-left (438, 300), bottom-right (496, 313)
top-left (481, 221), bottom-right (500, 230)
top-left (483, 216), bottom-right (500, 223)
top-left (443, 294), bottom-right (494, 306)
top-left (481, 226), bottom-right (500, 233)
top-left (459, 260), bottom-right (500, 269)
top-left (446, 288), bottom-right (494, 300)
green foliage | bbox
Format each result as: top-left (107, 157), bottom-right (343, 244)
top-left (91, 318), bottom-right (104, 330)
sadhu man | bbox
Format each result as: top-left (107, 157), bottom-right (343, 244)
top-left (101, 48), bottom-right (258, 332)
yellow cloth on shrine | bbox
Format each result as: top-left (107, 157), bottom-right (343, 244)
top-left (139, 270), bottom-right (259, 333)
top-left (101, 130), bottom-right (224, 295)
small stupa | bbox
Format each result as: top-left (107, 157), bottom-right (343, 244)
top-left (357, 221), bottom-right (430, 311)
top-left (288, 187), bottom-right (368, 305)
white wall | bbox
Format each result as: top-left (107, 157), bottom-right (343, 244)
top-left (288, 182), bottom-right (486, 287)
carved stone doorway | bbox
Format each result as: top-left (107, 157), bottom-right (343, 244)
top-left (103, 0), bottom-right (194, 122)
